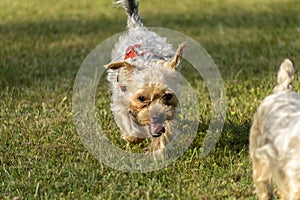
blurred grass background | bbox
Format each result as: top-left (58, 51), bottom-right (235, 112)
top-left (1, 0), bottom-right (300, 199)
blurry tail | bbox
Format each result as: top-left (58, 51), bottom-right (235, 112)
top-left (273, 58), bottom-right (295, 93)
top-left (115, 0), bottom-right (143, 29)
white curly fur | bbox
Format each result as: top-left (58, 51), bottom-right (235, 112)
top-left (250, 59), bottom-right (300, 200)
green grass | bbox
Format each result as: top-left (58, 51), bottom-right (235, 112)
top-left (1, 0), bottom-right (300, 199)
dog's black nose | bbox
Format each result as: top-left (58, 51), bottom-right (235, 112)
top-left (152, 113), bottom-right (165, 123)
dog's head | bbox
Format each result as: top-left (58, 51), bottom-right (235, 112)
top-left (127, 83), bottom-right (179, 137)
top-left (105, 43), bottom-right (184, 137)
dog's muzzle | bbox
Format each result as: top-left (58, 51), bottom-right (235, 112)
top-left (149, 104), bottom-right (167, 137)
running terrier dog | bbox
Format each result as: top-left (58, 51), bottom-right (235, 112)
top-left (249, 59), bottom-right (300, 200)
top-left (105, 0), bottom-right (185, 157)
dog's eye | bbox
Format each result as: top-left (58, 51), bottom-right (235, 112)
top-left (138, 95), bottom-right (146, 102)
top-left (165, 93), bottom-right (173, 101)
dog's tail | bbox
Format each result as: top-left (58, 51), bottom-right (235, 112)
top-left (273, 58), bottom-right (295, 93)
top-left (115, 0), bottom-right (143, 29)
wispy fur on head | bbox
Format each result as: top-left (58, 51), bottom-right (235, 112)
top-left (250, 59), bottom-right (300, 199)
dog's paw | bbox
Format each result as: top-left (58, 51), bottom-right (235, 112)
top-left (123, 135), bottom-right (145, 144)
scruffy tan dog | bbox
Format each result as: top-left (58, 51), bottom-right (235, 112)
top-left (250, 59), bottom-right (300, 200)
top-left (105, 0), bottom-right (184, 157)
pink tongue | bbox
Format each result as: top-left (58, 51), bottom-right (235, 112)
top-left (150, 123), bottom-right (164, 135)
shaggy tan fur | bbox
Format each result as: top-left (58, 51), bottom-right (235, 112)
top-left (250, 59), bottom-right (300, 200)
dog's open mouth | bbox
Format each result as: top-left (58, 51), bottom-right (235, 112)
top-left (149, 123), bottom-right (166, 137)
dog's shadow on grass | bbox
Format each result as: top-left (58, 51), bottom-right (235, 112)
top-left (190, 118), bottom-right (251, 154)
top-left (218, 119), bottom-right (251, 152)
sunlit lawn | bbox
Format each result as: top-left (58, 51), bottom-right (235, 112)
top-left (1, 0), bottom-right (300, 199)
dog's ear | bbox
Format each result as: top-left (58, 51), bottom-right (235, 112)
top-left (277, 58), bottom-right (294, 87)
top-left (273, 58), bottom-right (295, 93)
top-left (105, 61), bottom-right (134, 71)
top-left (277, 58), bottom-right (294, 85)
top-left (168, 42), bottom-right (185, 70)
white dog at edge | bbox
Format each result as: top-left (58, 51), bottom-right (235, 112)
top-left (250, 59), bottom-right (300, 200)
